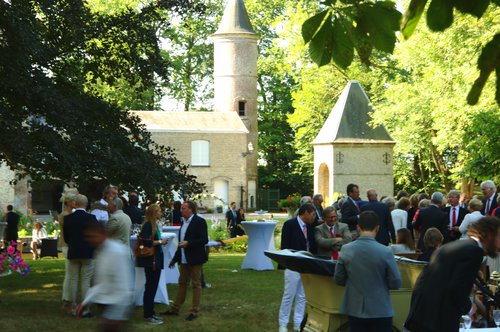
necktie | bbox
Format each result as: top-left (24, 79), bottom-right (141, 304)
top-left (302, 224), bottom-right (309, 251)
top-left (486, 199), bottom-right (491, 215)
top-left (452, 207), bottom-right (457, 227)
top-left (330, 226), bottom-right (339, 260)
top-left (353, 198), bottom-right (360, 212)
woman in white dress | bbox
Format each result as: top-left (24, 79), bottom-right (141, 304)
top-left (31, 221), bottom-right (48, 260)
top-left (459, 198), bottom-right (483, 239)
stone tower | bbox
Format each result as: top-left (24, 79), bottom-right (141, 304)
top-left (212, 0), bottom-right (259, 208)
top-left (312, 81), bottom-right (395, 204)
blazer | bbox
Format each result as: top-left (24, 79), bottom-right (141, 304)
top-left (313, 204), bottom-right (324, 226)
top-left (63, 209), bottom-right (96, 260)
top-left (107, 210), bottom-right (132, 247)
top-left (361, 201), bottom-right (396, 245)
top-left (225, 209), bottom-right (237, 228)
top-left (482, 192), bottom-right (499, 216)
top-left (280, 217), bottom-right (317, 254)
top-left (442, 206), bottom-right (469, 241)
top-left (334, 236), bottom-right (401, 318)
top-left (413, 205), bottom-right (448, 251)
top-left (405, 239), bottom-right (484, 332)
top-left (314, 222), bottom-right (351, 258)
top-left (135, 220), bottom-right (164, 269)
top-left (340, 198), bottom-right (360, 231)
top-left (123, 205), bottom-right (144, 225)
top-left (172, 214), bottom-right (208, 266)
top-left (4, 211), bottom-right (20, 242)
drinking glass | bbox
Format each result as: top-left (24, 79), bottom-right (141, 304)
top-left (493, 310), bottom-right (500, 328)
top-left (459, 323), bottom-right (465, 332)
top-left (461, 315), bottom-right (471, 329)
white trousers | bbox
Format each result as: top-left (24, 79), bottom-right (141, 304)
top-left (62, 247), bottom-right (70, 301)
top-left (67, 258), bottom-right (94, 305)
top-left (278, 269), bottom-right (306, 326)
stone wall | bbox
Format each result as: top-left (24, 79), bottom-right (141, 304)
top-left (0, 163), bottom-right (30, 214)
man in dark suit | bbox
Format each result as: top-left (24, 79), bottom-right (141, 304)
top-left (225, 202), bottom-right (238, 238)
top-left (63, 194), bottom-right (96, 314)
top-left (442, 190), bottom-right (468, 241)
top-left (278, 204), bottom-right (317, 332)
top-left (3, 205), bottom-right (20, 247)
top-left (312, 194), bottom-right (324, 226)
top-left (123, 194), bottom-right (144, 225)
top-left (480, 180), bottom-right (498, 216)
top-left (341, 184), bottom-right (361, 237)
top-left (163, 201), bottom-right (208, 321)
top-left (406, 216), bottom-right (500, 332)
top-left (360, 189), bottom-right (395, 246)
top-left (413, 192), bottom-right (448, 251)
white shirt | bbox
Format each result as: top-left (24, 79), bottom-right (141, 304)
top-left (391, 209), bottom-right (408, 233)
top-left (448, 205), bottom-right (460, 228)
top-left (180, 214), bottom-right (194, 264)
top-left (82, 239), bottom-right (134, 306)
top-left (32, 228), bottom-right (48, 243)
top-left (91, 199), bottom-right (109, 224)
top-left (459, 211), bottom-right (483, 239)
top-left (391, 244), bottom-right (415, 255)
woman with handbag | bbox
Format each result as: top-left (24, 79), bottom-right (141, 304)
top-left (135, 204), bottom-right (168, 325)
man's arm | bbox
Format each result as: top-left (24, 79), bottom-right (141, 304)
top-left (186, 218), bottom-right (209, 248)
top-left (387, 209), bottom-right (396, 243)
top-left (314, 227), bottom-right (335, 250)
top-left (340, 224), bottom-right (352, 244)
top-left (341, 202), bottom-right (358, 227)
top-left (386, 250), bottom-right (402, 290)
top-left (334, 253), bottom-right (347, 286)
top-left (281, 221), bottom-right (292, 250)
top-left (449, 248), bottom-right (483, 314)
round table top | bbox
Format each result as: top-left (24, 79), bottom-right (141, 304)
top-left (242, 221), bottom-right (277, 225)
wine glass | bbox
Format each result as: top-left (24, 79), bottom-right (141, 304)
top-left (493, 310), bottom-right (500, 328)
top-left (459, 323), bottom-right (465, 332)
top-left (461, 315), bottom-right (471, 329)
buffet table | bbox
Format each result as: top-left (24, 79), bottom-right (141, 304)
top-left (241, 221), bottom-right (277, 271)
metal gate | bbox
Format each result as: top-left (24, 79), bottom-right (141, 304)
top-left (256, 189), bottom-right (281, 211)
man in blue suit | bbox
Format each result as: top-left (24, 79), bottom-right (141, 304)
top-left (334, 210), bottom-right (401, 332)
top-left (278, 204), bottom-right (317, 332)
top-left (360, 189), bottom-right (396, 245)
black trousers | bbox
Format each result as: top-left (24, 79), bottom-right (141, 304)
top-left (143, 267), bottom-right (161, 318)
top-left (349, 316), bottom-right (392, 332)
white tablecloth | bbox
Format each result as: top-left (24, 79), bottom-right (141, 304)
top-left (131, 232), bottom-right (179, 306)
top-left (241, 221), bottom-right (277, 271)
top-left (470, 329), bottom-right (500, 331)
top-left (162, 226), bottom-right (180, 233)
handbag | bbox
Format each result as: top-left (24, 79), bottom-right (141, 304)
top-left (133, 227), bottom-right (155, 258)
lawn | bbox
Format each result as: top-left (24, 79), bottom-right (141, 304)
top-left (0, 253), bottom-right (284, 331)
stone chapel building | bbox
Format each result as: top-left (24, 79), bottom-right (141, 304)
top-left (0, 0), bottom-right (259, 213)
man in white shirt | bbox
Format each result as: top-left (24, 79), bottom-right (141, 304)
top-left (443, 190), bottom-right (469, 241)
top-left (481, 180), bottom-right (498, 216)
top-left (76, 221), bottom-right (134, 331)
top-left (91, 185), bottom-right (118, 224)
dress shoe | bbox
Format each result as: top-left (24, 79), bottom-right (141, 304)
top-left (185, 313), bottom-right (197, 321)
top-left (144, 317), bottom-right (163, 325)
top-left (160, 310), bottom-right (178, 316)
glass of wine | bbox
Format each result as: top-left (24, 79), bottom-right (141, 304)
top-left (461, 315), bottom-right (471, 329)
top-left (493, 310), bottom-right (500, 328)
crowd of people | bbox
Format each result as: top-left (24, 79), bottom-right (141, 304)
top-left (278, 180), bottom-right (500, 332)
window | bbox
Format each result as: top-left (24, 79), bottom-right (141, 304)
top-left (191, 140), bottom-right (210, 166)
top-left (238, 101), bottom-right (246, 116)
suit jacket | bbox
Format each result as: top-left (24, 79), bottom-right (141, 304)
top-left (334, 236), bottom-right (401, 318)
top-left (405, 239), bottom-right (484, 332)
top-left (225, 209), bottom-right (237, 228)
top-left (135, 220), bottom-right (164, 269)
top-left (482, 192), bottom-right (499, 216)
top-left (63, 209), bottom-right (96, 260)
top-left (361, 201), bottom-right (396, 245)
top-left (442, 206), bottom-right (468, 241)
top-left (173, 214), bottom-right (208, 266)
top-left (340, 198), bottom-right (360, 231)
top-left (413, 205), bottom-right (448, 251)
top-left (313, 204), bottom-right (324, 226)
top-left (280, 217), bottom-right (317, 254)
top-left (107, 210), bottom-right (132, 247)
top-left (314, 222), bottom-right (351, 258)
top-left (4, 211), bottom-right (20, 242)
top-left (123, 205), bottom-right (144, 225)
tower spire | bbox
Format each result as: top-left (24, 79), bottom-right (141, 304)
top-left (214, 0), bottom-right (256, 35)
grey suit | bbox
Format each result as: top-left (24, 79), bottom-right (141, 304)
top-left (314, 222), bottom-right (351, 258)
top-left (334, 236), bottom-right (401, 319)
top-left (107, 210), bottom-right (132, 247)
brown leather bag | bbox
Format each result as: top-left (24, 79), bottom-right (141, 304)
top-left (133, 228), bottom-right (155, 258)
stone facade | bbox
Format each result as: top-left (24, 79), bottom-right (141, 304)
top-left (0, 163), bottom-right (30, 214)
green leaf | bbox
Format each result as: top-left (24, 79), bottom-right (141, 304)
top-left (401, 0), bottom-right (428, 40)
top-left (308, 19), bottom-right (334, 66)
top-left (302, 10), bottom-right (330, 44)
top-left (356, 2), bottom-right (401, 53)
top-left (331, 18), bottom-right (354, 69)
top-left (453, 0), bottom-right (489, 18)
top-left (467, 34), bottom-right (500, 105)
top-left (426, 0), bottom-right (454, 31)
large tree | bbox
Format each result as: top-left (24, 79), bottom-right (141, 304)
top-left (0, 0), bottom-right (204, 197)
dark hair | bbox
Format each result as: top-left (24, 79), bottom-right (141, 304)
top-left (396, 228), bottom-right (415, 250)
top-left (347, 184), bottom-right (359, 195)
top-left (468, 217), bottom-right (500, 241)
top-left (184, 201), bottom-right (198, 214)
top-left (7, 205), bottom-right (13, 211)
top-left (129, 195), bottom-right (140, 206)
top-left (298, 203), bottom-right (316, 216)
top-left (397, 197), bottom-right (411, 210)
top-left (173, 201), bottom-right (182, 210)
top-left (119, 196), bottom-right (128, 207)
top-left (358, 211), bottom-right (379, 231)
top-left (397, 190), bottom-right (409, 200)
top-left (423, 227), bottom-right (443, 249)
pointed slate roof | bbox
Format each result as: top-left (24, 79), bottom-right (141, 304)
top-left (213, 0), bottom-right (257, 35)
top-left (312, 81), bottom-right (395, 145)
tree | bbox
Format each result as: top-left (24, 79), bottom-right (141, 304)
top-left (302, 0), bottom-right (499, 106)
top-left (0, 0), bottom-right (204, 197)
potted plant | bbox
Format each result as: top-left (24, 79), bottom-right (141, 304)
top-left (278, 194), bottom-right (302, 218)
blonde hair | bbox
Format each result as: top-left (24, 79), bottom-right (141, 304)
top-left (468, 198), bottom-right (483, 212)
top-left (145, 204), bottom-right (161, 234)
top-left (59, 188), bottom-right (79, 203)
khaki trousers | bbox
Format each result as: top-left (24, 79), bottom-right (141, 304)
top-left (172, 264), bottom-right (202, 316)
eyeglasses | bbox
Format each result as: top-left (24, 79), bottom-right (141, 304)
top-left (325, 216), bottom-right (338, 220)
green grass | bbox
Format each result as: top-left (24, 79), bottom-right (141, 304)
top-left (0, 253), bottom-right (284, 331)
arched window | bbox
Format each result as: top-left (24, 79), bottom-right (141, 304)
top-left (191, 140), bottom-right (210, 166)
